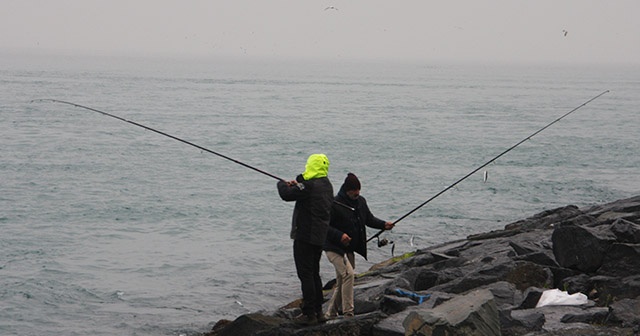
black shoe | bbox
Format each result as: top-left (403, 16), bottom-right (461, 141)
top-left (316, 313), bottom-right (328, 324)
top-left (293, 313), bottom-right (318, 326)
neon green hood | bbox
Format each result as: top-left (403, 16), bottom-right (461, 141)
top-left (302, 154), bottom-right (330, 180)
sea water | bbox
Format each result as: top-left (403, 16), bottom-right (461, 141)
top-left (1, 53), bottom-right (639, 335)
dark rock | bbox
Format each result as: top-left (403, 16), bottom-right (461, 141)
top-left (589, 275), bottom-right (640, 304)
top-left (584, 194), bottom-right (640, 224)
top-left (403, 289), bottom-right (500, 336)
top-left (551, 224), bottom-right (616, 272)
top-left (563, 213), bottom-right (599, 228)
top-left (560, 274), bottom-right (591, 296)
top-left (532, 305), bottom-right (623, 335)
top-left (505, 261), bottom-right (553, 291)
top-left (373, 307), bottom-right (418, 336)
top-left (533, 306), bottom-right (592, 332)
top-left (505, 205), bottom-right (583, 231)
top-left (509, 240), bottom-right (537, 255)
top-left (386, 276), bottom-right (411, 291)
top-left (506, 308), bottom-right (546, 331)
top-left (598, 211), bottom-right (640, 225)
top-left (468, 228), bottom-right (523, 240)
top-left (519, 287), bottom-right (544, 309)
top-left (420, 291), bottom-right (455, 309)
top-left (584, 195), bottom-right (640, 214)
top-left (210, 319), bottom-right (233, 334)
top-left (597, 243), bottom-right (640, 277)
top-left (208, 313), bottom-right (286, 336)
top-left (389, 267), bottom-right (421, 291)
top-left (403, 267), bottom-right (462, 292)
top-left (297, 311), bottom-right (387, 336)
top-left (400, 251), bottom-right (449, 268)
top-left (431, 273), bottom-right (499, 294)
top-left (548, 266), bottom-right (581, 289)
top-left (432, 256), bottom-right (468, 270)
top-left (209, 311), bottom-right (389, 336)
top-left (443, 241), bottom-right (483, 257)
top-left (609, 297), bottom-right (640, 328)
top-left (481, 256), bottom-right (495, 263)
top-left (413, 269), bottom-right (440, 291)
top-left (610, 218), bottom-right (640, 243)
top-left (353, 296), bottom-right (379, 315)
top-left (379, 295), bottom-right (416, 314)
top-left (475, 281), bottom-right (522, 309)
top-left (560, 307), bottom-right (610, 324)
top-left (513, 251), bottom-right (559, 267)
top-left (352, 278), bottom-right (391, 315)
top-left (426, 261), bottom-right (509, 294)
top-left (522, 326), bottom-right (636, 335)
top-left (367, 251), bottom-right (416, 273)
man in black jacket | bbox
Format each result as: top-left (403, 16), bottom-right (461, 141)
top-left (323, 173), bottom-right (394, 319)
top-left (277, 154), bottom-right (333, 326)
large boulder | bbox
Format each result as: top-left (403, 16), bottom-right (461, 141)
top-left (609, 218), bottom-right (640, 243)
top-left (551, 224), bottom-right (616, 272)
top-left (583, 195), bottom-right (640, 224)
top-left (501, 309), bottom-right (545, 335)
top-left (597, 243), bottom-right (640, 277)
top-left (403, 289), bottom-right (500, 336)
top-left (208, 314), bottom-right (285, 336)
top-left (504, 205), bottom-right (583, 231)
top-left (609, 297), bottom-right (640, 328)
top-left (589, 275), bottom-right (640, 303)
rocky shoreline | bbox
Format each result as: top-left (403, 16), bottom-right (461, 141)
top-left (206, 195), bottom-right (640, 335)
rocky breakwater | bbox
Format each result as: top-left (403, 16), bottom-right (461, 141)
top-left (207, 195), bottom-right (640, 336)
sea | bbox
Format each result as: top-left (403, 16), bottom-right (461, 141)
top-left (1, 52), bottom-right (639, 335)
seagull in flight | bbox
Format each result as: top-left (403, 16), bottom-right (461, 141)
top-left (325, 6), bottom-right (338, 10)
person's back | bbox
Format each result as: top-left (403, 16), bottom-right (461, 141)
top-left (280, 174), bottom-right (333, 245)
top-left (277, 154), bottom-right (333, 325)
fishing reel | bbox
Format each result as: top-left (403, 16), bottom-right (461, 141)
top-left (377, 237), bottom-right (392, 248)
top-left (376, 236), bottom-right (396, 257)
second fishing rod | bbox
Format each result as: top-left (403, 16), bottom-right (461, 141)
top-left (367, 90), bottom-right (610, 245)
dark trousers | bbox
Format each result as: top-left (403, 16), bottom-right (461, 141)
top-left (293, 240), bottom-right (324, 316)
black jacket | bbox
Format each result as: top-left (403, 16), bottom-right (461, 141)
top-left (277, 175), bottom-right (334, 247)
top-left (323, 189), bottom-right (386, 260)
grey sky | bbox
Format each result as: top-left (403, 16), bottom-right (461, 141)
top-left (2, 0), bottom-right (639, 65)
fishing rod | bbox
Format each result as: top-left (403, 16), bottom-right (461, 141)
top-left (31, 99), bottom-right (286, 182)
top-left (368, 90), bottom-right (610, 244)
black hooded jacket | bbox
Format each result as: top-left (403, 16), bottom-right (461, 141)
top-left (277, 174), bottom-right (334, 247)
top-left (323, 187), bottom-right (386, 260)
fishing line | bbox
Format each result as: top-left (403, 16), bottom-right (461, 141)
top-left (31, 99), bottom-right (286, 182)
top-left (368, 90), bottom-right (610, 244)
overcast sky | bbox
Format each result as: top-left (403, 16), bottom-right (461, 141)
top-left (2, 1), bottom-right (639, 65)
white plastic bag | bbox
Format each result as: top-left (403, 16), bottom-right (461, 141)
top-left (535, 288), bottom-right (588, 308)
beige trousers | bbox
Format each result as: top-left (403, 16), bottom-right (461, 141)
top-left (325, 251), bottom-right (355, 316)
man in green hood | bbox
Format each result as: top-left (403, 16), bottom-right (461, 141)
top-left (277, 154), bottom-right (334, 326)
